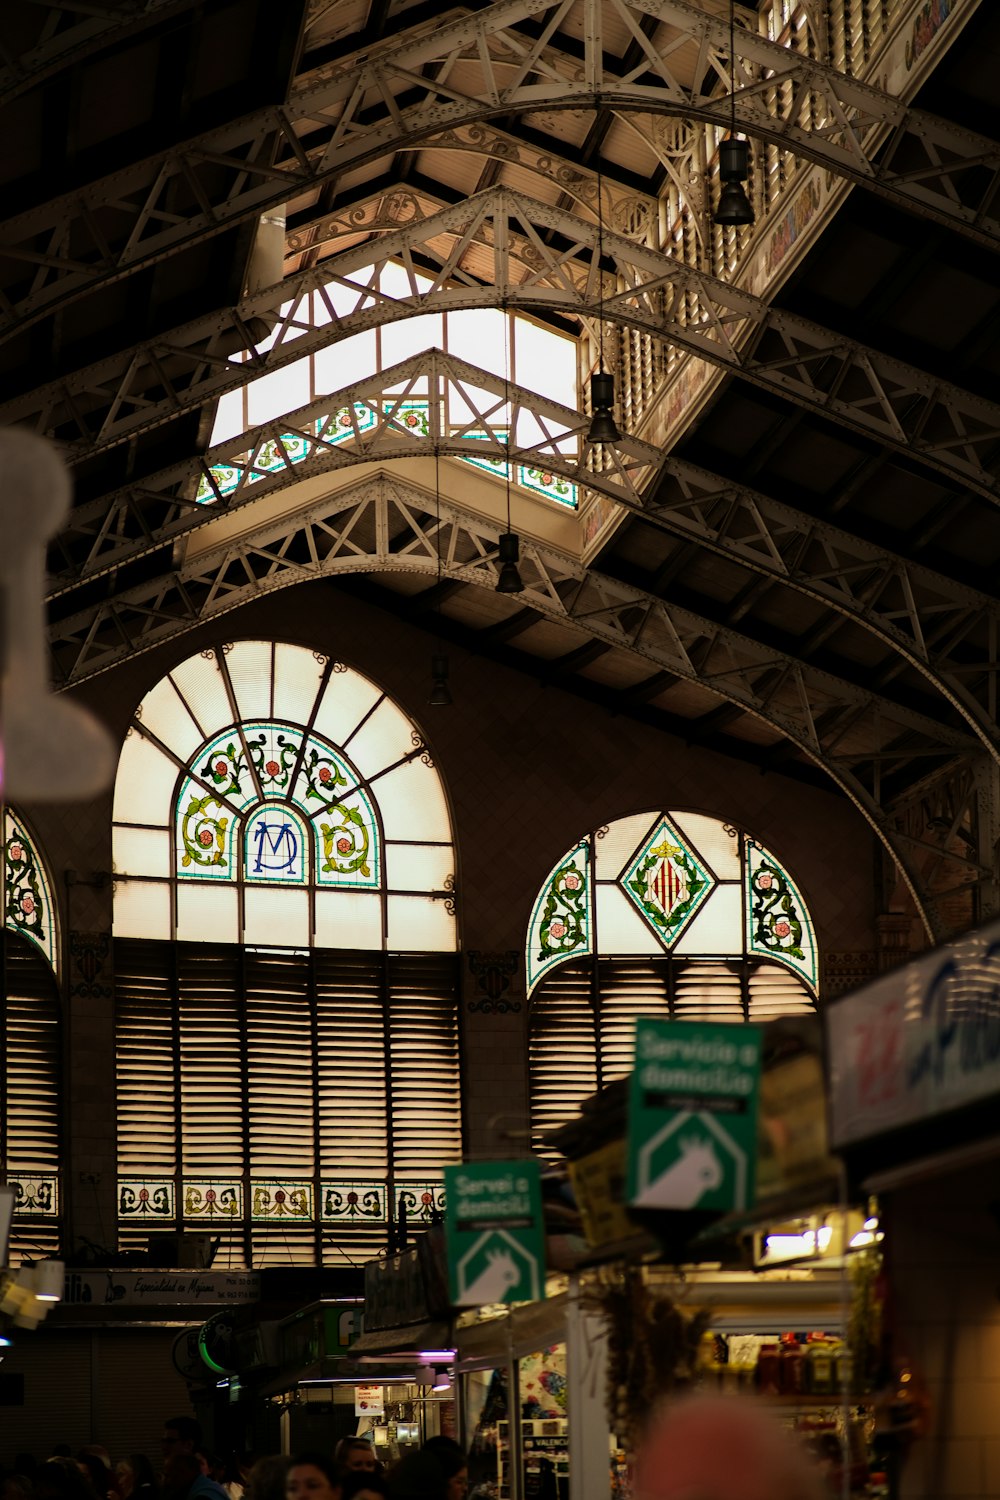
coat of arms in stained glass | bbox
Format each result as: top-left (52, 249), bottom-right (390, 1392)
top-left (619, 816), bottom-right (715, 947)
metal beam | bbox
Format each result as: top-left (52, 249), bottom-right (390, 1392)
top-left (16, 189), bottom-right (1000, 507)
top-left (1, 0), bottom-right (998, 338)
top-left (41, 346), bottom-right (1000, 762)
top-left (46, 467), bottom-right (946, 936)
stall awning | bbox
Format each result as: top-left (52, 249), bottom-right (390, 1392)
top-left (349, 1319), bottom-right (452, 1355)
top-left (455, 1294), bottom-right (568, 1369)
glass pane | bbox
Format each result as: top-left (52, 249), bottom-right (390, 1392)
top-left (314, 890), bottom-right (383, 949)
top-left (211, 386), bottom-right (246, 445)
top-left (175, 776), bottom-right (239, 880)
top-left (169, 652), bottom-right (232, 736)
top-left (244, 804), bottom-right (310, 885)
top-left (243, 886), bottom-right (310, 947)
top-left (135, 674), bottom-right (205, 760)
top-left (593, 812), bottom-right (658, 879)
top-left (385, 843), bottom-right (454, 892)
top-left (312, 670), bottom-right (383, 749)
top-left (226, 641), bottom-right (273, 721)
top-left (113, 732), bottom-right (179, 825)
top-left (674, 882), bottom-right (743, 955)
top-left (114, 825), bottom-right (171, 879)
top-left (382, 312), bottom-right (444, 368)
top-left (671, 811), bottom-right (742, 881)
top-left (386, 895), bottom-right (455, 951)
top-left (746, 840), bottom-right (818, 991)
top-left (446, 306), bottom-right (507, 376)
top-left (514, 316), bottom-right (577, 406)
top-left (177, 882), bottom-right (240, 943)
top-left (619, 815), bottom-right (717, 948)
top-left (594, 883), bottom-right (660, 954)
top-left (246, 360), bottom-right (311, 427)
top-left (114, 879), bottom-right (171, 940)
top-left (345, 695), bottom-right (416, 778)
top-left (5, 812), bottom-right (57, 972)
top-left (273, 643), bottom-right (325, 723)
top-left (313, 330), bottom-right (377, 393)
top-left (372, 756), bottom-right (452, 841)
top-left (526, 841), bottom-right (591, 996)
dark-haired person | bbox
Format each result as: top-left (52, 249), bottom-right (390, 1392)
top-left (341, 1474), bottom-right (388, 1500)
top-left (334, 1445), bottom-right (376, 1480)
top-left (286, 1456), bottom-right (340, 1500)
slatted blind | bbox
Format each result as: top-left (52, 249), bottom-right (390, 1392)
top-left (115, 939), bottom-right (461, 1265)
top-left (4, 936), bottom-right (60, 1173)
top-left (387, 953), bottom-right (461, 1179)
top-left (530, 957), bottom-right (815, 1145)
top-left (178, 943), bottom-right (243, 1174)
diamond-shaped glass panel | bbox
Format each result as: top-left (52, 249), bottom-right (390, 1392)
top-left (619, 816), bottom-right (716, 947)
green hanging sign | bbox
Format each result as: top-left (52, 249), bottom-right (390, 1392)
top-left (627, 1019), bottom-right (762, 1212)
top-left (443, 1160), bottom-right (545, 1306)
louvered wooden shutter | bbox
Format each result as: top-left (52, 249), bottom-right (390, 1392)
top-left (529, 959), bottom-right (598, 1154)
top-left (245, 948), bottom-right (315, 1177)
top-left (178, 942), bottom-right (243, 1174)
top-left (315, 949), bottom-right (388, 1179)
top-left (5, 935), bottom-right (60, 1174)
top-left (387, 953), bottom-right (461, 1180)
top-left (748, 961), bottom-right (816, 1019)
top-left (115, 938), bottom-right (176, 1174)
top-left (597, 956), bottom-right (670, 1086)
top-left (673, 959), bottom-right (746, 1021)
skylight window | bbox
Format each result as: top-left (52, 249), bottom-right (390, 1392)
top-left (205, 263), bottom-right (579, 509)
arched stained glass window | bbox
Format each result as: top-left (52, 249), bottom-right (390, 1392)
top-left (4, 808), bottom-right (58, 973)
top-left (527, 811), bottom-right (818, 1151)
top-left (1, 810), bottom-right (61, 1261)
top-left (113, 641), bottom-right (456, 948)
top-left (112, 642), bottom-right (461, 1268)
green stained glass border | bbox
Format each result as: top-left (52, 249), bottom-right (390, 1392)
top-left (4, 810), bottom-right (57, 973)
top-left (196, 404), bottom-right (578, 510)
top-left (244, 802), bottom-right (310, 885)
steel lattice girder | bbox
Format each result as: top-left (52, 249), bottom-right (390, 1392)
top-left (15, 187), bottom-right (1000, 502)
top-left (0, 0), bottom-right (198, 106)
top-left (1, 0), bottom-right (998, 341)
top-left (48, 468), bottom-right (963, 937)
top-left (46, 347), bottom-right (1000, 757)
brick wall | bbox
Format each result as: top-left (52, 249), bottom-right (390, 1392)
top-left (35, 578), bottom-right (880, 1230)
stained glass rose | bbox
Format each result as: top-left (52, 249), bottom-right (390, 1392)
top-left (198, 828), bottom-right (214, 847)
top-left (336, 836), bottom-right (352, 854)
top-left (774, 918), bottom-right (791, 938)
top-left (540, 472), bottom-right (554, 485)
top-left (215, 759), bottom-right (227, 776)
top-left (549, 919), bottom-right (567, 939)
top-left (405, 412), bottom-right (420, 427)
top-left (563, 872), bottom-right (581, 890)
top-left (265, 759), bottom-right (280, 776)
top-left (319, 766), bottom-right (333, 784)
top-left (756, 871), bottom-right (774, 890)
top-left (20, 895), bottom-right (34, 915)
top-left (8, 843), bottom-right (22, 862)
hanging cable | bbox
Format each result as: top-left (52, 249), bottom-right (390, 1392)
top-left (715, 0), bottom-right (754, 226)
top-left (496, 300), bottom-right (524, 593)
top-left (587, 148), bottom-right (620, 443)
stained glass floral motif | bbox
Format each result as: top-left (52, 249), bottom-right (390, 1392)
top-left (10, 1175), bottom-right (58, 1216)
top-left (4, 811), bottom-right (57, 971)
top-left (396, 1183), bottom-right (446, 1222)
top-left (251, 1181), bottom-right (314, 1221)
top-left (620, 816), bottom-right (715, 947)
top-left (118, 1179), bottom-right (175, 1218)
top-left (196, 401), bottom-right (578, 508)
top-left (746, 839), bottom-right (818, 989)
top-left (184, 1181), bottom-right (243, 1218)
top-left (322, 1183), bottom-right (388, 1222)
top-left (526, 841), bottom-right (591, 995)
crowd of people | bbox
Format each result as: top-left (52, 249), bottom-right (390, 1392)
top-left (0, 1421), bottom-right (469, 1500)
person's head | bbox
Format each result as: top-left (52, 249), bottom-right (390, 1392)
top-left (386, 1454), bottom-right (448, 1500)
top-left (76, 1454), bottom-right (109, 1498)
top-left (245, 1458), bottom-right (292, 1500)
top-left (162, 1423), bottom-right (202, 1462)
top-left (419, 1442), bottom-right (465, 1500)
top-left (335, 1445), bottom-right (376, 1479)
top-left (286, 1456), bottom-right (340, 1500)
top-left (341, 1476), bottom-right (388, 1500)
top-left (633, 1394), bottom-right (825, 1500)
top-left (127, 1458), bottom-right (157, 1495)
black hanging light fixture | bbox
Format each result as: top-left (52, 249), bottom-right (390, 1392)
top-left (496, 302), bottom-right (524, 594)
top-left (587, 156), bottom-right (621, 444)
top-left (428, 448), bottom-right (453, 705)
top-left (713, 0), bottom-right (754, 227)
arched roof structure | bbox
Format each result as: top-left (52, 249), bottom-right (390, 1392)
top-left (8, 0), bottom-right (1000, 941)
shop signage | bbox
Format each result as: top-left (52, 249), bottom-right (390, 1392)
top-left (60, 1270), bottom-right (259, 1307)
top-left (826, 917), bottom-right (1000, 1148)
top-left (568, 1138), bottom-right (637, 1249)
top-left (443, 1160), bottom-right (544, 1306)
top-left (627, 1019), bottom-right (762, 1212)
top-left (355, 1384), bottom-right (385, 1417)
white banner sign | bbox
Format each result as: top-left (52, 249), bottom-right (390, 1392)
top-left (61, 1270), bottom-right (260, 1307)
top-left (355, 1384), bottom-right (385, 1417)
top-left (826, 917), bottom-right (1000, 1148)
